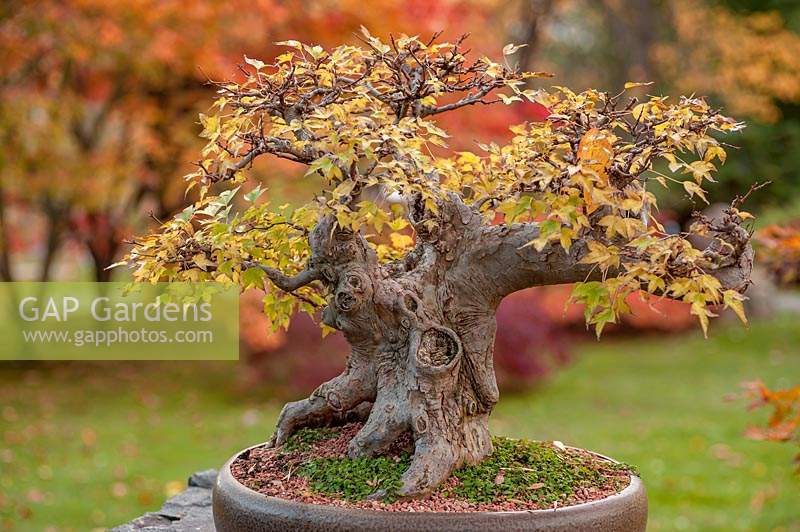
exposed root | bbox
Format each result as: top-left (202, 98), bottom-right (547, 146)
top-left (267, 364), bottom-right (376, 447)
top-left (347, 419), bottom-right (408, 459)
top-left (397, 433), bottom-right (461, 498)
top-left (347, 398), bottom-right (409, 458)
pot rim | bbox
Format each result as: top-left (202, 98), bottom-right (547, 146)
top-left (214, 440), bottom-right (645, 517)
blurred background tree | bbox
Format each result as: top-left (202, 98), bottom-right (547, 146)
top-left (6, 0), bottom-right (800, 277)
top-left (757, 222), bottom-right (800, 285)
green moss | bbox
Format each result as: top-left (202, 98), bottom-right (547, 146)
top-left (283, 426), bottom-right (339, 452)
top-left (298, 454), bottom-right (411, 502)
top-left (450, 437), bottom-right (634, 504)
top-left (292, 428), bottom-right (635, 504)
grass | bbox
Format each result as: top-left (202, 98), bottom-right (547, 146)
top-left (0, 362), bottom-right (279, 531)
top-left (0, 316), bottom-right (798, 530)
top-left (282, 426), bottom-right (338, 452)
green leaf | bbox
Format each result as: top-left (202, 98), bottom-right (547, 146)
top-left (244, 184), bottom-right (265, 203)
top-left (242, 267), bottom-right (266, 289)
top-left (591, 308), bottom-right (616, 338)
top-left (215, 186), bottom-right (240, 206)
top-left (571, 281), bottom-right (609, 321)
top-left (175, 206), bottom-right (195, 222)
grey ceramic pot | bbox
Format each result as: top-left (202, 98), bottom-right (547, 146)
top-left (213, 442), bottom-right (648, 532)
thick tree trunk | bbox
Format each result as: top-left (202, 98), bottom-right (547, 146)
top-left (38, 202), bottom-right (65, 282)
top-left (267, 197), bottom-right (503, 497)
top-left (267, 194), bottom-right (753, 498)
top-left (73, 212), bottom-right (122, 283)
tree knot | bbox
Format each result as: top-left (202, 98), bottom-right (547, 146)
top-left (412, 325), bottom-right (462, 372)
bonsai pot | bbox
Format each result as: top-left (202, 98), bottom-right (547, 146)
top-left (212, 441), bottom-right (648, 532)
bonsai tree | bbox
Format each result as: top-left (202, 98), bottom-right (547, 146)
top-left (124, 30), bottom-right (754, 498)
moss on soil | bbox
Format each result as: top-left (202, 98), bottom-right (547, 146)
top-left (287, 426), bottom-right (635, 504)
top-left (282, 426), bottom-right (339, 452)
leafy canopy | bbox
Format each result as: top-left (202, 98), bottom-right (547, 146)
top-left (124, 29), bottom-right (750, 336)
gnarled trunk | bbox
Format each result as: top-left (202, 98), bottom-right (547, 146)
top-left (266, 194), bottom-right (753, 498)
top-left (267, 196), bottom-right (506, 497)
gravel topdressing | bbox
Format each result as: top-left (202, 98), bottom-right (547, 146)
top-left (230, 423), bottom-right (634, 513)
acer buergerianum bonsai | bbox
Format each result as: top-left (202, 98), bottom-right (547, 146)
top-left (123, 30), bottom-right (754, 498)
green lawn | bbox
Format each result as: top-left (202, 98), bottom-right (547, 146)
top-left (492, 317), bottom-right (800, 531)
top-left (0, 316), bottom-right (798, 531)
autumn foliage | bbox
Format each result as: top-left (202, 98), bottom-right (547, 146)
top-left (743, 381), bottom-right (800, 471)
top-left (123, 30), bottom-right (752, 338)
top-left (654, 0), bottom-right (800, 123)
top-left (756, 223), bottom-right (800, 286)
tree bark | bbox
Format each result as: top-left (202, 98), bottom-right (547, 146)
top-left (267, 194), bottom-right (753, 498)
top-left (38, 201), bottom-right (66, 282)
top-left (0, 185), bottom-right (13, 282)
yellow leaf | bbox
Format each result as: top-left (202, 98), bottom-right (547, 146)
top-left (560, 227), bottom-right (573, 251)
top-left (577, 128), bottom-right (614, 183)
top-left (390, 233), bottom-right (414, 249)
top-left (688, 160), bottom-right (716, 182)
top-left (498, 93), bottom-right (522, 105)
top-left (192, 253), bottom-right (215, 271)
top-left (244, 55), bottom-right (266, 70)
top-left (669, 278), bottom-right (693, 298)
top-left (691, 301), bottom-right (710, 338)
top-left (723, 290), bottom-right (749, 326)
top-left (503, 43), bottom-right (528, 56)
top-left (646, 275), bottom-right (666, 294)
top-left (579, 241), bottom-right (620, 271)
top-left (704, 145), bottom-right (727, 163)
top-left (275, 39), bottom-right (303, 49)
top-left (662, 153), bottom-right (682, 173)
top-left (683, 181), bottom-right (708, 203)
